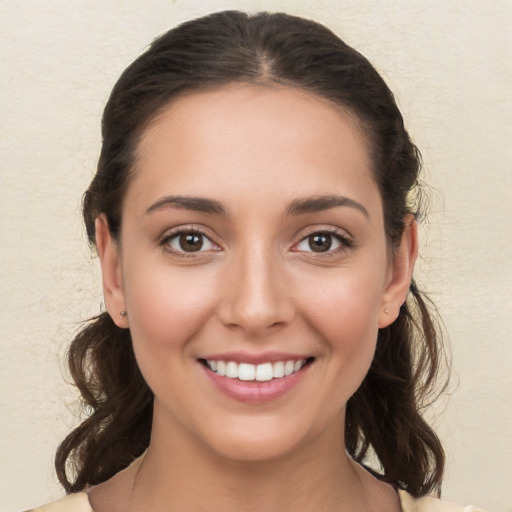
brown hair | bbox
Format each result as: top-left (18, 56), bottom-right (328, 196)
top-left (56, 10), bottom-right (446, 497)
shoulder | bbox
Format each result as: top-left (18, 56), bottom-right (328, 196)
top-left (24, 488), bottom-right (487, 512)
top-left (398, 489), bottom-right (486, 512)
top-left (24, 492), bottom-right (93, 512)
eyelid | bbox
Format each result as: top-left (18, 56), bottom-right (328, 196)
top-left (158, 224), bottom-right (353, 258)
top-left (159, 225), bottom-right (222, 256)
top-left (290, 227), bottom-right (354, 255)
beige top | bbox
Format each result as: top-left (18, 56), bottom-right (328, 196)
top-left (26, 490), bottom-right (486, 512)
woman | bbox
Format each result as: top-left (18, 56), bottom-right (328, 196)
top-left (28, 11), bottom-right (484, 512)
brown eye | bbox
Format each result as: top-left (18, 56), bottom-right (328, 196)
top-left (294, 231), bottom-right (348, 254)
top-left (179, 233), bottom-right (203, 252)
top-left (165, 231), bottom-right (217, 254)
top-left (308, 233), bottom-right (333, 252)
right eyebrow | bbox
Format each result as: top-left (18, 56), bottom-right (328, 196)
top-left (286, 194), bottom-right (369, 219)
top-left (145, 195), bottom-right (228, 216)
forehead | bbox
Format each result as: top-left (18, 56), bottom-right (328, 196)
top-left (127, 84), bottom-right (380, 219)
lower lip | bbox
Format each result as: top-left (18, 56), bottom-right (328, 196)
top-left (201, 363), bottom-right (310, 403)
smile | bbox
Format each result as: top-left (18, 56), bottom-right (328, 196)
top-left (205, 359), bottom-right (307, 381)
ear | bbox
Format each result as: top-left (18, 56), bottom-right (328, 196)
top-left (95, 215), bottom-right (128, 328)
top-left (378, 215), bottom-right (418, 328)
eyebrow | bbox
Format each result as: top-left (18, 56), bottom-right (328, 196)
top-left (286, 195), bottom-right (369, 218)
top-left (145, 194), bottom-right (369, 219)
top-left (146, 195), bottom-right (228, 215)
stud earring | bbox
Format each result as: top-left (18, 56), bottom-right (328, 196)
top-left (120, 310), bottom-right (128, 318)
top-left (384, 308), bottom-right (389, 314)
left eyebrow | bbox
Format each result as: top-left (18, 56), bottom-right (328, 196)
top-left (286, 195), bottom-right (370, 219)
top-left (145, 195), bottom-right (228, 216)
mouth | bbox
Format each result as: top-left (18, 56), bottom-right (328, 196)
top-left (198, 352), bottom-right (315, 402)
top-left (199, 357), bottom-right (315, 382)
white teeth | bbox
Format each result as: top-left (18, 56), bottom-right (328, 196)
top-left (272, 361), bottom-right (285, 378)
top-left (238, 363), bottom-right (255, 381)
top-left (226, 361), bottom-right (238, 378)
top-left (216, 360), bottom-right (226, 377)
top-left (205, 359), bottom-right (307, 381)
top-left (255, 363), bottom-right (273, 381)
top-left (284, 360), bottom-right (295, 376)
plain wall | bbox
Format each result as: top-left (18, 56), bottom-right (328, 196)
top-left (1, 1), bottom-right (510, 511)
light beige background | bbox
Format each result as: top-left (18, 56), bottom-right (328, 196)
top-left (0, 1), bottom-right (510, 511)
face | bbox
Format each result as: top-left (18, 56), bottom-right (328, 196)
top-left (97, 84), bottom-right (416, 462)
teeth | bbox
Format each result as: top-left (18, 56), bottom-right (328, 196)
top-left (226, 361), bottom-right (238, 378)
top-left (206, 359), bottom-right (307, 381)
top-left (255, 362), bottom-right (273, 381)
top-left (238, 363), bottom-right (255, 381)
top-left (216, 361), bottom-right (226, 377)
top-left (272, 361), bottom-right (285, 378)
top-left (284, 360), bottom-right (295, 376)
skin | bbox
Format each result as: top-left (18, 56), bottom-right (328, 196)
top-left (90, 84), bottom-right (417, 512)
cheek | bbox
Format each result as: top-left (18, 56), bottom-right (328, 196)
top-left (121, 264), bottom-right (222, 408)
top-left (296, 266), bottom-right (385, 394)
top-left (122, 262), bottom-right (219, 354)
top-left (319, 287), bottom-right (380, 372)
top-left (299, 263), bottom-right (385, 338)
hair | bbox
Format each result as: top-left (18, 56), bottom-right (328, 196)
top-left (56, 10), bottom-right (447, 498)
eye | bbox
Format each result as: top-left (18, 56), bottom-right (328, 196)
top-left (163, 230), bottom-right (218, 254)
top-left (294, 231), bottom-right (349, 253)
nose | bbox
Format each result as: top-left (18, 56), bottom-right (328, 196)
top-left (217, 243), bottom-right (294, 336)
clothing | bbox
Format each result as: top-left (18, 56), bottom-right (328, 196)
top-left (24, 493), bottom-right (92, 512)
top-left (25, 490), bottom-right (485, 511)
top-left (397, 490), bottom-right (485, 512)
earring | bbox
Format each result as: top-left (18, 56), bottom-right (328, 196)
top-left (384, 308), bottom-right (389, 314)
top-left (120, 310), bottom-right (128, 318)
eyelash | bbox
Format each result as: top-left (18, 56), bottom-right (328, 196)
top-left (292, 228), bottom-right (353, 256)
top-left (159, 227), bottom-right (219, 258)
top-left (159, 227), bottom-right (353, 258)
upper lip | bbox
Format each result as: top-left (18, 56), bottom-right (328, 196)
top-left (199, 351), bottom-right (312, 365)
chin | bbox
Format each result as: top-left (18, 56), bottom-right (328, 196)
top-left (209, 433), bottom-right (305, 463)
top-left (196, 413), bottom-right (329, 465)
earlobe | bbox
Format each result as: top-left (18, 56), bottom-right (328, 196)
top-left (378, 215), bottom-right (418, 328)
top-left (95, 215), bottom-right (128, 328)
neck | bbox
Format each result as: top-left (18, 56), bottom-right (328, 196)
top-left (88, 406), bottom-right (401, 512)
top-left (123, 412), bottom-right (390, 512)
